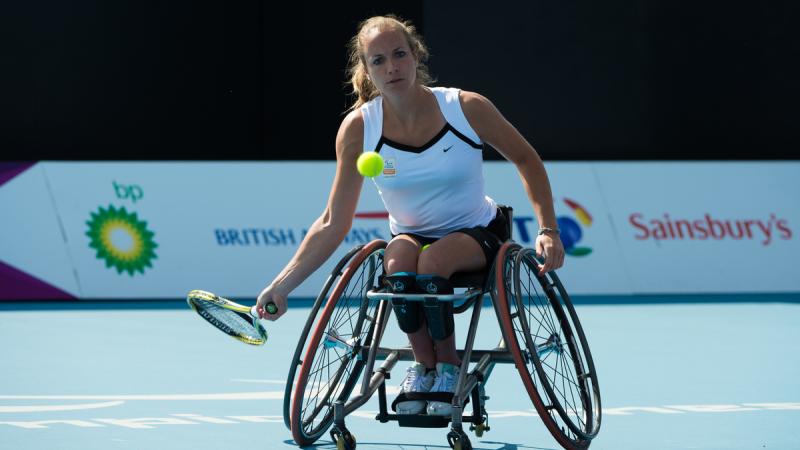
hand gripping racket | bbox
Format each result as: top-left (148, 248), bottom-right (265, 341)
top-left (186, 289), bottom-right (277, 346)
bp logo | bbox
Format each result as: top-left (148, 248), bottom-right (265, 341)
top-left (86, 205), bottom-right (158, 275)
top-left (558, 198), bottom-right (593, 257)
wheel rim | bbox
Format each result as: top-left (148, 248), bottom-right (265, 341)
top-left (512, 248), bottom-right (600, 440)
top-left (493, 243), bottom-right (597, 450)
top-left (283, 244), bottom-right (364, 431)
top-left (291, 241), bottom-right (386, 444)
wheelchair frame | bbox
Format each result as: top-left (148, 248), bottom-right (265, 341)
top-left (282, 211), bottom-right (601, 450)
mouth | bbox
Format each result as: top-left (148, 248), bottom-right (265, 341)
top-left (387, 78), bottom-right (404, 84)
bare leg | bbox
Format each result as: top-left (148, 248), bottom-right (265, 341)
top-left (405, 314), bottom-right (437, 369)
top-left (433, 333), bottom-right (461, 366)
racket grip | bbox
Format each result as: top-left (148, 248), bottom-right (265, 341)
top-left (250, 303), bottom-right (279, 318)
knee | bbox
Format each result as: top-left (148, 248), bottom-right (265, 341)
top-left (385, 258), bottom-right (410, 276)
top-left (385, 238), bottom-right (420, 274)
top-left (417, 251), bottom-right (448, 277)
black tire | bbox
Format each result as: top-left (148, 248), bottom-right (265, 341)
top-left (494, 244), bottom-right (601, 450)
top-left (289, 240), bottom-right (386, 446)
top-left (282, 244), bottom-right (365, 431)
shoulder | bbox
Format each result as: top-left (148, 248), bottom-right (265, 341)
top-left (458, 90), bottom-right (505, 138)
top-left (336, 109), bottom-right (365, 157)
top-left (339, 108), bottom-right (365, 135)
top-left (459, 90), bottom-right (498, 119)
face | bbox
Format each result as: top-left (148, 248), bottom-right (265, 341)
top-left (362, 27), bottom-right (417, 94)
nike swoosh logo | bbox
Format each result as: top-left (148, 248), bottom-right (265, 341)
top-left (443, 145), bottom-right (453, 152)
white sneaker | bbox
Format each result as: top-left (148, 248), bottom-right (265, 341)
top-left (395, 362), bottom-right (435, 415)
top-left (427, 362), bottom-right (460, 416)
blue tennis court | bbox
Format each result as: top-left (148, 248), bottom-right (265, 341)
top-left (2, 297), bottom-right (799, 450)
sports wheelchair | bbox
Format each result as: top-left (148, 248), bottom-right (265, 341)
top-left (282, 206), bottom-right (601, 450)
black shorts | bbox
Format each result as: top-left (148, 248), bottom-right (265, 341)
top-left (392, 207), bottom-right (511, 265)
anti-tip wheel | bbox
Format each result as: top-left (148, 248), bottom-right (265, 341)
top-left (333, 430), bottom-right (356, 450)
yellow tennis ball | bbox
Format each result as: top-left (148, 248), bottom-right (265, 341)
top-left (357, 152), bottom-right (384, 177)
top-left (420, 244), bottom-right (431, 252)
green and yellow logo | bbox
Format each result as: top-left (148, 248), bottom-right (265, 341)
top-left (86, 205), bottom-right (158, 275)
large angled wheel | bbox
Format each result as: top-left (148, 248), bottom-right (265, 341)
top-left (494, 243), bottom-right (601, 450)
top-left (283, 244), bottom-right (365, 431)
top-left (289, 239), bottom-right (386, 447)
top-left (283, 245), bottom-right (364, 431)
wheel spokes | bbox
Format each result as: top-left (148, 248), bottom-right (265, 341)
top-left (298, 249), bottom-right (384, 437)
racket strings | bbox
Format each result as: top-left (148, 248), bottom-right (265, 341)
top-left (199, 301), bottom-right (259, 338)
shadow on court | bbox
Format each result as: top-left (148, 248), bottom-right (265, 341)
top-left (288, 439), bottom-right (556, 450)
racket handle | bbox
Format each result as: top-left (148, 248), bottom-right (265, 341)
top-left (250, 302), bottom-right (279, 318)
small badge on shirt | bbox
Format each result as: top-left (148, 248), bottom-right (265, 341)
top-left (383, 157), bottom-right (397, 177)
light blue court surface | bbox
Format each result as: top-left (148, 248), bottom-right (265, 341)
top-left (2, 299), bottom-right (799, 450)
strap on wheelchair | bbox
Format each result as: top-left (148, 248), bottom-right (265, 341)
top-left (386, 272), bottom-right (423, 333)
top-left (391, 391), bottom-right (469, 412)
top-left (416, 275), bottom-right (455, 341)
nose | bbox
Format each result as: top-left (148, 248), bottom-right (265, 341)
top-left (386, 59), bottom-right (397, 74)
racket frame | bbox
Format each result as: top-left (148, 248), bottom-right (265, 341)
top-left (186, 289), bottom-right (267, 346)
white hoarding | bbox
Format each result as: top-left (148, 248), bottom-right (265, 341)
top-left (595, 162), bottom-right (800, 293)
top-left (42, 162), bottom-right (388, 299)
top-left (1, 161), bottom-right (797, 300)
top-left (483, 162), bottom-right (633, 294)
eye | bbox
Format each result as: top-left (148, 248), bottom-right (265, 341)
top-left (371, 56), bottom-right (384, 65)
top-left (394, 50), bottom-right (406, 58)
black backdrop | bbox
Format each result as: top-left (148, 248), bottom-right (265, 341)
top-left (2, 1), bottom-right (797, 160)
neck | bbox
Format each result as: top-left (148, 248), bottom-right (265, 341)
top-left (381, 84), bottom-right (430, 127)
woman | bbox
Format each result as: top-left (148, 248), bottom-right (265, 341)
top-left (256, 15), bottom-right (564, 417)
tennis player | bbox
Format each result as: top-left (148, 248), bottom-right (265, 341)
top-left (257, 14), bottom-right (564, 417)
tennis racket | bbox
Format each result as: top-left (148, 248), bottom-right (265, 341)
top-left (186, 289), bottom-right (277, 346)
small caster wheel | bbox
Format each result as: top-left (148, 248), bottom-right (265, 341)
top-left (447, 430), bottom-right (472, 450)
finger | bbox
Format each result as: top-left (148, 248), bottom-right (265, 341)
top-left (539, 261), bottom-right (551, 276)
top-left (539, 250), bottom-right (554, 275)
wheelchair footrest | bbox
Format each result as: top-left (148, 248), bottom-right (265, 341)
top-left (396, 414), bottom-right (450, 428)
top-left (376, 412), bottom-right (483, 428)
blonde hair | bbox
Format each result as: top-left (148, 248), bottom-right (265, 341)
top-left (345, 15), bottom-right (434, 112)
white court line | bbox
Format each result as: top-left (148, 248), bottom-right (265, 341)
top-left (230, 379), bottom-right (286, 384)
top-left (1, 402), bottom-right (799, 429)
top-left (228, 379), bottom-right (402, 394)
top-left (0, 392), bottom-right (281, 401)
top-left (0, 401), bottom-right (125, 413)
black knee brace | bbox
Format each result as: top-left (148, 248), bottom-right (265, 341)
top-left (416, 275), bottom-right (455, 341)
top-left (385, 272), bottom-right (423, 334)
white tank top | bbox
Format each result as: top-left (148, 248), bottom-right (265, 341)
top-left (360, 87), bottom-right (497, 238)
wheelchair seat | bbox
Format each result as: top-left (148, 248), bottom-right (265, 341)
top-left (449, 271), bottom-right (489, 290)
top-left (449, 204), bottom-right (513, 291)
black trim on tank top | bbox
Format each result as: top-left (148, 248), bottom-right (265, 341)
top-left (375, 123), bottom-right (482, 154)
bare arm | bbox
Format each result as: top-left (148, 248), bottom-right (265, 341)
top-left (461, 91), bottom-right (565, 274)
top-left (256, 110), bottom-right (365, 319)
